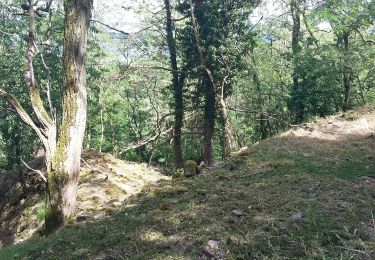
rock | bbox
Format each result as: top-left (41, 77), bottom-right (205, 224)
top-left (359, 176), bottom-right (375, 183)
top-left (207, 240), bottom-right (219, 250)
top-left (112, 202), bottom-right (122, 208)
top-left (292, 211), bottom-right (302, 220)
top-left (231, 209), bottom-right (244, 217)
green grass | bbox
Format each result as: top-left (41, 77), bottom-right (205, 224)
top-left (1, 128), bottom-right (375, 259)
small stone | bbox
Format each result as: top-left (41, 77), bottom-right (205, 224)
top-left (112, 202), bottom-right (122, 208)
top-left (231, 209), bottom-right (244, 217)
top-left (292, 211), bottom-right (302, 220)
top-left (207, 240), bottom-right (219, 250)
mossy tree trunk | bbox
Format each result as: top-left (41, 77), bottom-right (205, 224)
top-left (219, 82), bottom-right (232, 159)
top-left (45, 0), bottom-right (92, 233)
top-left (189, 0), bottom-right (216, 166)
top-left (164, 0), bottom-right (184, 168)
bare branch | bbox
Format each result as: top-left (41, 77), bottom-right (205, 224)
top-left (120, 126), bottom-right (174, 155)
top-left (355, 29), bottom-right (375, 45)
top-left (0, 88), bottom-right (47, 142)
top-left (90, 19), bottom-right (148, 54)
top-left (21, 158), bottom-right (47, 182)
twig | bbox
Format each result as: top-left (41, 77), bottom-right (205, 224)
top-left (355, 29), bottom-right (375, 45)
top-left (90, 19), bottom-right (148, 54)
top-left (335, 246), bottom-right (371, 257)
top-left (81, 158), bottom-right (108, 181)
top-left (21, 159), bottom-right (47, 182)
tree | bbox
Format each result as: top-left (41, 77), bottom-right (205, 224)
top-left (0, 0), bottom-right (92, 232)
top-left (176, 0), bottom-right (258, 164)
top-left (316, 0), bottom-right (373, 111)
top-left (164, 0), bottom-right (185, 168)
top-left (188, 0), bottom-right (217, 166)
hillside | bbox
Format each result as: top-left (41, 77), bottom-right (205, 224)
top-left (1, 106), bottom-right (375, 259)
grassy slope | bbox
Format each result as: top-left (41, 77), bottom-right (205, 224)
top-left (1, 108), bottom-right (375, 259)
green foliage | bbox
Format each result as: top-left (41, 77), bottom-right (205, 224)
top-left (37, 206), bottom-right (46, 222)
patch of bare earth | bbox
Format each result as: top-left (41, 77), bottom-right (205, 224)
top-left (258, 106), bottom-right (375, 167)
top-left (281, 105), bottom-right (375, 148)
top-left (77, 149), bottom-right (169, 219)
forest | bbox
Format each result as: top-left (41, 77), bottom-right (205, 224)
top-left (0, 0), bottom-right (374, 259)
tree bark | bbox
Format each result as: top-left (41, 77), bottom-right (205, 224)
top-left (45, 0), bottom-right (92, 233)
top-left (189, 0), bottom-right (216, 166)
top-left (165, 0), bottom-right (184, 168)
top-left (342, 31), bottom-right (351, 112)
top-left (219, 79), bottom-right (232, 159)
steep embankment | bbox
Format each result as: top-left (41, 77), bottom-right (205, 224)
top-left (1, 106), bottom-right (374, 259)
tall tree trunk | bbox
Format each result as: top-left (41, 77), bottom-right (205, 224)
top-left (203, 79), bottom-right (216, 166)
top-left (45, 0), bottom-right (92, 233)
top-left (99, 107), bottom-right (104, 153)
top-left (259, 112), bottom-right (268, 140)
top-left (189, 0), bottom-right (216, 166)
top-left (291, 0), bottom-right (304, 123)
top-left (110, 120), bottom-right (116, 155)
top-left (164, 0), bottom-right (184, 168)
top-left (342, 31), bottom-right (351, 112)
top-left (249, 45), bottom-right (267, 140)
